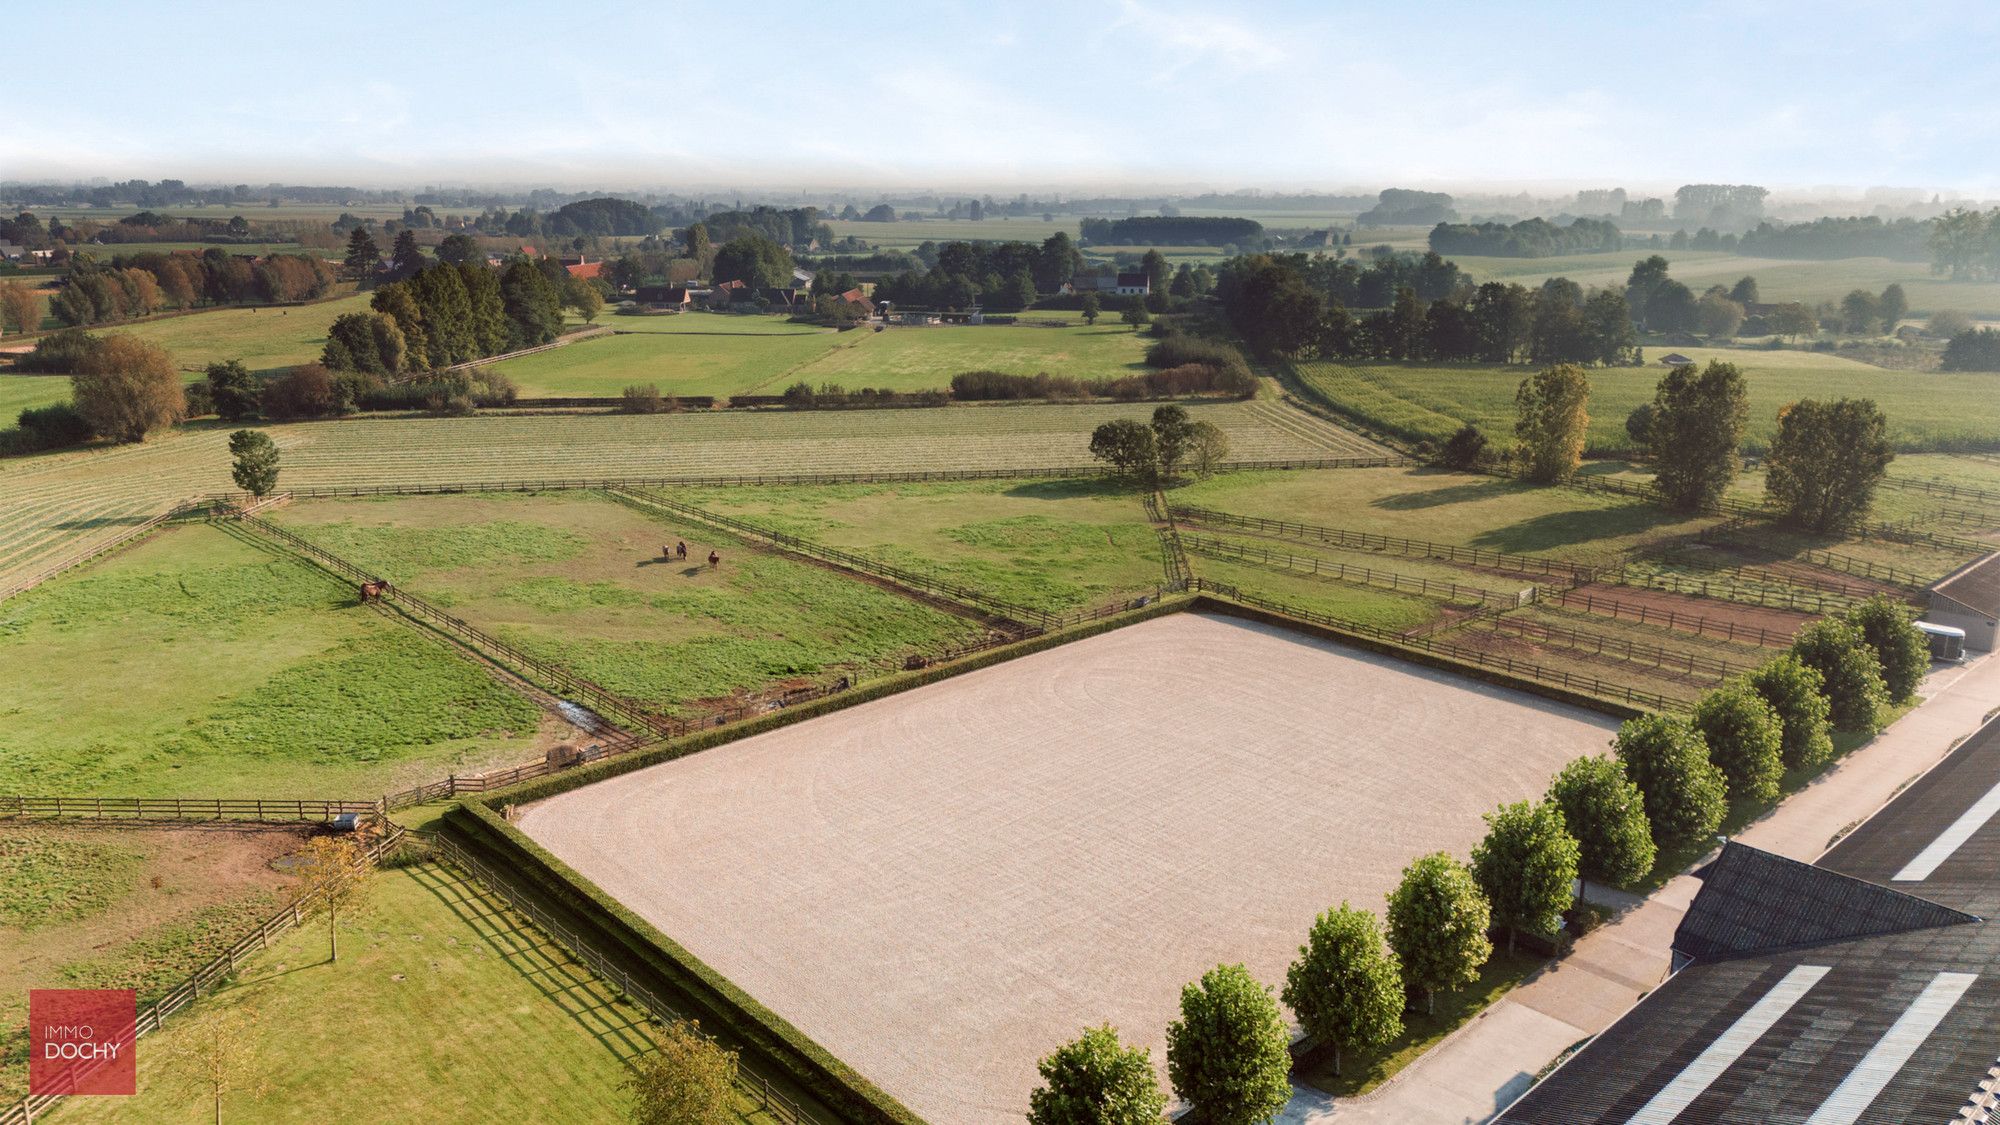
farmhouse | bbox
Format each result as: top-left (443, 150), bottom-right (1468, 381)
top-left (1659, 351), bottom-right (1695, 365)
top-left (1927, 552), bottom-right (2000, 651)
top-left (1066, 270), bottom-right (1151, 296)
top-left (634, 285), bottom-right (693, 307)
top-left (1501, 715), bottom-right (2000, 1124)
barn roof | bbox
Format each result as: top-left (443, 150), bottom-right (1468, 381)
top-left (1672, 842), bottom-right (1973, 963)
top-left (1933, 552), bottom-right (2000, 616)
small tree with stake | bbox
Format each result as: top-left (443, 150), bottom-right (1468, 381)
top-left (228, 429), bottom-right (280, 498)
top-left (165, 1005), bottom-right (266, 1125)
top-left (291, 835), bottom-right (374, 964)
top-left (1282, 903), bottom-right (1403, 1076)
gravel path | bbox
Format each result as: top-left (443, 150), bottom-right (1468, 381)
top-left (519, 613), bottom-right (1617, 1124)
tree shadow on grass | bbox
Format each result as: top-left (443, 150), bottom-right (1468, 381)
top-left (1369, 481), bottom-right (1504, 511)
top-left (1003, 477), bottom-right (1132, 502)
top-left (1468, 508), bottom-right (1665, 556)
top-left (50, 515), bottom-right (161, 530)
top-left (406, 863), bottom-right (656, 1066)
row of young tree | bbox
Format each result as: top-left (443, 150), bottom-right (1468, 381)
top-left (1024, 601), bottom-right (1929, 1125)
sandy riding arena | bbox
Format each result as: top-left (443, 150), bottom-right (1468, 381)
top-left (519, 612), bottom-right (1618, 1123)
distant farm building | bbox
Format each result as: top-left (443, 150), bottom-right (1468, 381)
top-left (635, 286), bottom-right (695, 308)
top-left (878, 302), bottom-right (982, 326)
top-left (1064, 270), bottom-right (1150, 296)
top-left (562, 256), bottom-right (604, 281)
top-left (1928, 552), bottom-right (2000, 651)
top-left (1659, 352), bottom-right (1695, 366)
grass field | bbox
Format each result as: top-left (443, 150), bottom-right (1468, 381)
top-left (1171, 466), bottom-right (1716, 566)
top-left (0, 522), bottom-right (555, 797)
top-left (599, 311), bottom-right (834, 334)
top-left (0, 399), bottom-right (1367, 590)
top-left (672, 477), bottom-right (1170, 612)
top-left (496, 321), bottom-right (1151, 397)
top-left (89, 291), bottom-right (372, 374)
top-left (0, 823), bottom-right (304, 1102)
top-left (0, 375), bottom-right (73, 418)
top-left (269, 491), bottom-right (984, 715)
top-left (1293, 348), bottom-right (2000, 453)
top-left (50, 861), bottom-right (773, 1124)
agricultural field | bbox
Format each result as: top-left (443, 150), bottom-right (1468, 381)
top-left (0, 521), bottom-right (558, 797)
top-left (0, 823), bottom-right (304, 1103)
top-left (672, 476), bottom-right (1171, 612)
top-left (0, 399), bottom-right (1366, 590)
top-left (787, 323), bottom-right (1149, 387)
top-left (1171, 466), bottom-right (1717, 566)
top-left (49, 859), bottom-right (764, 1124)
top-left (85, 291), bottom-right (371, 374)
top-left (490, 328), bottom-right (852, 397)
top-left (1292, 347), bottom-right (2000, 453)
top-left (268, 491), bottom-right (985, 715)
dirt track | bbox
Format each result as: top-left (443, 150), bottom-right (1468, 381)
top-left (518, 613), bottom-right (1617, 1124)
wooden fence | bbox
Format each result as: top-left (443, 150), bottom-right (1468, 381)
top-left (0, 498), bottom-right (210, 604)
top-left (0, 796), bottom-right (379, 822)
top-left (0, 825), bottom-right (405, 1125)
top-left (1880, 475), bottom-right (2000, 506)
top-left (1607, 566), bottom-right (1854, 614)
top-left (1542, 587), bottom-right (1800, 647)
top-left (428, 834), bottom-right (820, 1125)
top-left (1172, 506), bottom-right (1600, 583)
top-left (1475, 616), bottom-right (1747, 681)
top-left (1189, 579), bottom-right (1681, 712)
top-left (1181, 532), bottom-right (1519, 608)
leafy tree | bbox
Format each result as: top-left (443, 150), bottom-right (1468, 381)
top-left (1879, 283), bottom-right (1908, 329)
top-left (1470, 800), bottom-right (1578, 955)
top-left (1691, 686), bottom-right (1784, 804)
top-left (1121, 304), bottom-right (1151, 331)
top-left (228, 429), bottom-right (280, 498)
top-left (163, 1005), bottom-right (266, 1125)
top-left (1747, 655), bottom-right (1836, 771)
top-left (1770, 302), bottom-right (1818, 339)
top-left (70, 335), bottom-right (185, 442)
top-left (1624, 403), bottom-right (1655, 451)
top-left (1036, 232), bottom-right (1082, 293)
top-left (1151, 405), bottom-right (1194, 481)
top-left (1186, 421), bottom-right (1230, 477)
top-left (1695, 291), bottom-right (1745, 338)
top-left (1846, 596), bottom-right (1930, 704)
top-left (1139, 249), bottom-right (1170, 295)
top-left (1028, 1025), bottom-right (1166, 1125)
top-left (1649, 360), bottom-right (1748, 512)
top-left (1942, 328), bottom-right (2000, 371)
top-left (683, 222), bottom-right (714, 273)
top-left (0, 281), bottom-right (39, 334)
top-left (626, 1021), bottom-right (737, 1125)
top-left (205, 359), bottom-right (260, 422)
top-left (1791, 618), bottom-right (1888, 733)
top-left (1385, 852), bottom-right (1491, 1014)
top-left (342, 225), bottom-right (380, 280)
top-left (1164, 964), bottom-right (1292, 1125)
top-left (323, 311), bottom-right (408, 374)
top-left (1839, 289), bottom-right (1881, 334)
top-left (1080, 293), bottom-right (1101, 325)
top-left (712, 234), bottom-right (794, 288)
top-left (436, 232), bottom-right (480, 265)
top-left (1765, 399), bottom-right (1893, 532)
top-left (1728, 276), bottom-right (1759, 305)
top-left (1928, 207), bottom-right (1987, 279)
top-left (1513, 364), bottom-right (1591, 482)
top-left (290, 835), bottom-right (374, 963)
top-left (1547, 756), bottom-right (1655, 897)
top-left (389, 229), bottom-right (425, 279)
top-left (1929, 309), bottom-right (1974, 339)
top-left (568, 277), bottom-right (606, 323)
top-left (1440, 424), bottom-right (1489, 469)
top-left (1614, 714), bottom-right (1727, 851)
top-left (1088, 420), bottom-right (1157, 479)
top-left (1281, 904), bottom-right (1403, 1075)
top-left (499, 260), bottom-right (563, 349)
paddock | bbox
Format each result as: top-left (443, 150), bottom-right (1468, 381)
top-left (517, 612), bottom-right (1619, 1123)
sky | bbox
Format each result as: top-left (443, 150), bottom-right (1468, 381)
top-left (5, 0), bottom-right (1999, 196)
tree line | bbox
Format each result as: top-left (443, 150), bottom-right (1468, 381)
top-left (40, 249), bottom-right (337, 328)
top-left (1022, 597), bottom-right (1927, 1125)
top-left (1079, 216), bottom-right (1264, 247)
top-left (1428, 217), bottom-right (1621, 258)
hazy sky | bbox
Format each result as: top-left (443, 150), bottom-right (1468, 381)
top-left (7, 0), bottom-right (1998, 194)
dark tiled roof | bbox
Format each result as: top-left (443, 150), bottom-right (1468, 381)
top-left (1673, 841), bottom-right (1975, 962)
top-left (1933, 552), bottom-right (2000, 616)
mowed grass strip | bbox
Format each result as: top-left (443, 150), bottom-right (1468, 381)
top-left (489, 329), bottom-right (852, 397)
top-left (1293, 349), bottom-right (2000, 452)
top-left (270, 491), bottom-right (985, 714)
top-left (0, 522), bottom-right (551, 797)
top-left (51, 862), bottom-right (778, 1124)
top-left (775, 323), bottom-right (1151, 390)
top-left (672, 477), bottom-right (1171, 613)
top-left (1172, 467), bottom-right (1717, 566)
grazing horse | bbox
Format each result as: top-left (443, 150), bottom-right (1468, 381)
top-left (708, 551), bottom-right (720, 569)
top-left (676, 541), bottom-right (688, 559)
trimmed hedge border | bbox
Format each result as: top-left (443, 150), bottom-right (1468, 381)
top-left (440, 593), bottom-right (1636, 1125)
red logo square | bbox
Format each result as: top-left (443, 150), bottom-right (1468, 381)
top-left (29, 989), bottom-right (136, 1096)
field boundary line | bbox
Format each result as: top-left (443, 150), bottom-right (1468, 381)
top-left (1172, 505), bottom-right (1601, 584)
top-left (0, 824), bottom-right (405, 1124)
top-left (1182, 532), bottom-right (1518, 609)
top-left (0, 496), bottom-right (210, 604)
top-left (432, 324), bottom-right (611, 372)
top-left (0, 795), bottom-right (379, 822)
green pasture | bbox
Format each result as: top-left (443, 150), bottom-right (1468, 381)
top-left (0, 522), bottom-right (550, 797)
top-left (825, 216), bottom-right (1077, 248)
top-left (52, 862), bottom-right (772, 1124)
top-left (89, 291), bottom-right (372, 374)
top-left (1292, 348), bottom-right (2000, 453)
top-left (1171, 466), bottom-right (1717, 566)
top-left (488, 330), bottom-right (852, 397)
top-left (0, 375), bottom-right (72, 417)
top-left (786, 323), bottom-right (1150, 388)
top-left (673, 476), bottom-right (1169, 613)
top-left (597, 311), bottom-right (834, 334)
top-left (269, 491), bottom-right (983, 715)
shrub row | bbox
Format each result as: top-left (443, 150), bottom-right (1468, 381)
top-left (947, 362), bottom-right (1254, 403)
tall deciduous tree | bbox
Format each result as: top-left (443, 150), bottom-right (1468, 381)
top-left (1614, 714), bottom-right (1727, 851)
top-left (1791, 618), bottom-right (1888, 733)
top-left (228, 429), bottom-right (280, 498)
top-left (1386, 852), bottom-right (1492, 1015)
top-left (1089, 420), bottom-right (1158, 480)
top-left (1080, 293), bottom-right (1102, 325)
top-left (1151, 405), bottom-right (1195, 482)
top-left (1282, 904), bottom-right (1404, 1075)
top-left (1649, 360), bottom-right (1749, 512)
top-left (1164, 964), bottom-right (1292, 1125)
top-left (1747, 655), bottom-right (1835, 771)
top-left (1514, 364), bottom-right (1591, 482)
top-left (1470, 800), bottom-right (1579, 955)
top-left (625, 1021), bottom-right (737, 1125)
top-left (1547, 756), bottom-right (1655, 898)
top-left (1765, 398), bottom-right (1893, 532)
top-left (205, 359), bottom-right (260, 422)
top-left (1028, 1026), bottom-right (1166, 1125)
top-left (70, 335), bottom-right (185, 442)
top-left (1691, 686), bottom-right (1785, 804)
top-left (0, 282), bottom-right (39, 335)
top-left (1846, 596), bottom-right (1930, 704)
top-left (1878, 283), bottom-right (1909, 329)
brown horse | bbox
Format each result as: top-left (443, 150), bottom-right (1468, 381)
top-left (708, 551), bottom-right (720, 568)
